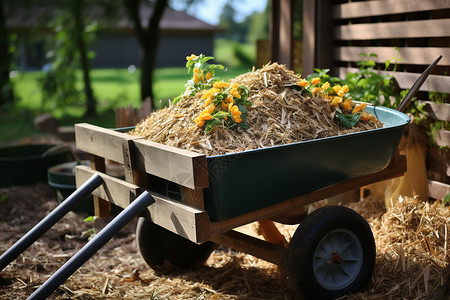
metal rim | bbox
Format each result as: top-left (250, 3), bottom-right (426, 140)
top-left (313, 229), bottom-right (363, 290)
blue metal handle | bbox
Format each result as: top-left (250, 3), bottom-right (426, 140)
top-left (0, 173), bottom-right (104, 271)
top-left (27, 190), bottom-right (155, 300)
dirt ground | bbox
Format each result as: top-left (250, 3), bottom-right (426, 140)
top-left (0, 181), bottom-right (448, 299)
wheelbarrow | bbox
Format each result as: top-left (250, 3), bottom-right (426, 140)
top-left (0, 57), bottom-right (441, 299)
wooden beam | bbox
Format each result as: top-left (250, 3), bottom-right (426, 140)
top-left (210, 230), bottom-right (288, 266)
top-left (76, 165), bottom-right (142, 208)
top-left (335, 19), bottom-right (450, 40)
top-left (133, 138), bottom-right (209, 190)
top-left (337, 67), bottom-right (450, 94)
top-left (428, 180), bottom-right (450, 200)
top-left (75, 166), bottom-right (211, 243)
top-left (270, 0), bottom-right (293, 68)
top-left (335, 47), bottom-right (450, 66)
top-left (302, 0), bottom-right (316, 75)
top-left (333, 0), bottom-right (450, 19)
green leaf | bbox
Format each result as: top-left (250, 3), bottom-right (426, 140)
top-left (336, 111), bottom-right (361, 128)
top-left (205, 118), bottom-right (221, 133)
top-left (84, 215), bottom-right (97, 223)
top-left (385, 59), bottom-right (391, 70)
top-left (444, 193), bottom-right (450, 205)
top-left (0, 194), bottom-right (9, 203)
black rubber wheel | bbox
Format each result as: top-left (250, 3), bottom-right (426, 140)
top-left (136, 217), bottom-right (216, 269)
top-left (287, 205), bottom-right (376, 299)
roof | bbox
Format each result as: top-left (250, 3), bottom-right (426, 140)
top-left (5, 4), bottom-right (221, 33)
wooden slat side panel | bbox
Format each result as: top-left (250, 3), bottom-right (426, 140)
top-left (133, 139), bottom-right (208, 190)
top-left (75, 166), bottom-right (142, 209)
top-left (335, 47), bottom-right (450, 66)
top-left (147, 192), bottom-right (210, 243)
top-left (428, 180), bottom-right (450, 200)
top-left (333, 0), bottom-right (450, 19)
top-left (75, 123), bottom-right (137, 164)
top-left (335, 19), bottom-right (450, 40)
top-left (336, 67), bottom-right (450, 94)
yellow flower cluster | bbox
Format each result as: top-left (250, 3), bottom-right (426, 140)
top-left (194, 81), bottom-right (244, 128)
top-left (296, 77), bottom-right (370, 120)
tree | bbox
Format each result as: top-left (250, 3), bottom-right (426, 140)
top-left (0, 0), bottom-right (14, 106)
top-left (125, 0), bottom-right (168, 109)
top-left (41, 0), bottom-right (98, 117)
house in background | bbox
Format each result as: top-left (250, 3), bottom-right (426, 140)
top-left (6, 5), bottom-right (222, 70)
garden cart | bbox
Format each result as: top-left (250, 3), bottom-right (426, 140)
top-left (0, 56), bottom-right (440, 300)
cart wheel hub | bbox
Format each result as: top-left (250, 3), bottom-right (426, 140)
top-left (331, 253), bottom-right (342, 264)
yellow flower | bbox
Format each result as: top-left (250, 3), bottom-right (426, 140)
top-left (205, 103), bottom-right (215, 114)
top-left (213, 81), bottom-right (230, 89)
top-left (342, 98), bottom-right (353, 111)
top-left (193, 73), bottom-right (200, 84)
top-left (352, 103), bottom-right (367, 114)
top-left (230, 88), bottom-right (241, 99)
top-left (311, 87), bottom-right (322, 95)
top-left (204, 97), bottom-right (212, 107)
top-left (342, 85), bottom-right (349, 93)
top-left (321, 82), bottom-right (330, 90)
top-left (331, 96), bottom-right (343, 107)
top-left (205, 72), bottom-right (212, 80)
top-left (337, 90), bottom-right (345, 97)
top-left (186, 54), bottom-right (197, 61)
top-left (226, 95), bottom-right (233, 103)
top-left (311, 77), bottom-right (320, 85)
top-left (297, 79), bottom-right (309, 87)
top-left (230, 83), bottom-right (239, 89)
top-left (202, 90), bottom-right (212, 100)
top-left (229, 103), bottom-right (242, 123)
top-left (332, 85), bottom-right (341, 94)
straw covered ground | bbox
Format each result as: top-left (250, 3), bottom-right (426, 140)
top-left (0, 182), bottom-right (448, 299)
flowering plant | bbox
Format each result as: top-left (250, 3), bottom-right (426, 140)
top-left (195, 80), bottom-right (251, 133)
top-left (296, 75), bottom-right (373, 128)
top-left (172, 54), bottom-right (225, 105)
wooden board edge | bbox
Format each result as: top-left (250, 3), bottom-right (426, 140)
top-left (428, 180), bottom-right (450, 200)
top-left (133, 138), bottom-right (209, 190)
top-left (75, 123), bottom-right (141, 164)
top-left (75, 165), bottom-right (142, 208)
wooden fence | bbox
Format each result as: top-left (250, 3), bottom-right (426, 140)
top-left (302, 0), bottom-right (450, 200)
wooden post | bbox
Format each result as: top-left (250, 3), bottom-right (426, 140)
top-left (271, 0), bottom-right (293, 68)
top-left (90, 155), bottom-right (111, 218)
top-left (302, 0), bottom-right (316, 75)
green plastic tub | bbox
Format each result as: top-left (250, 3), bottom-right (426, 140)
top-left (48, 161), bottom-right (95, 215)
top-left (203, 106), bottom-right (410, 221)
top-left (0, 144), bottom-right (72, 187)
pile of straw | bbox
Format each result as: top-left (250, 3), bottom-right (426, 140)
top-left (130, 63), bottom-right (382, 156)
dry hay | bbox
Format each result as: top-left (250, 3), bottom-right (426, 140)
top-left (130, 63), bottom-right (382, 156)
top-left (1, 182), bottom-right (448, 299)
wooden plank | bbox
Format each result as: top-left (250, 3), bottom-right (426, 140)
top-left (75, 123), bottom-right (139, 164)
top-left (335, 19), bottom-right (450, 40)
top-left (210, 153), bottom-right (406, 234)
top-left (133, 138), bottom-right (209, 190)
top-left (180, 187), bottom-right (205, 210)
top-left (428, 180), bottom-right (450, 200)
top-left (336, 67), bottom-right (450, 94)
top-left (75, 123), bottom-right (209, 190)
top-left (335, 47), bottom-right (450, 66)
top-left (75, 166), bottom-right (211, 243)
top-left (334, 0), bottom-right (450, 19)
top-left (302, 0), bottom-right (316, 75)
top-left (90, 155), bottom-right (110, 218)
top-left (147, 192), bottom-right (210, 243)
top-left (75, 165), bottom-right (142, 209)
top-left (210, 230), bottom-right (288, 266)
top-left (419, 101), bottom-right (450, 122)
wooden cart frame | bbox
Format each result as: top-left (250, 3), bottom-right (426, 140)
top-left (74, 123), bottom-right (406, 266)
